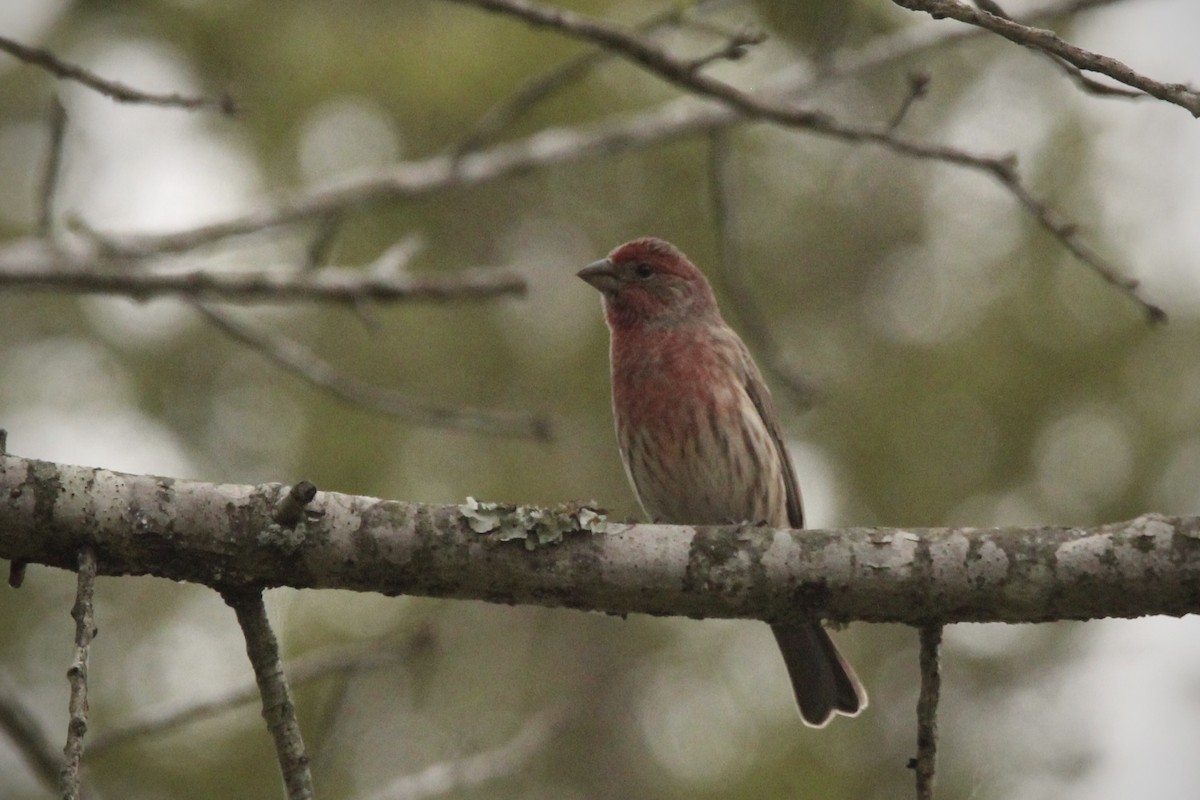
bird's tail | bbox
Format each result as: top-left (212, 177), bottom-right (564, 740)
top-left (770, 621), bottom-right (867, 727)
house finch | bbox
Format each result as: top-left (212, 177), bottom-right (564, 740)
top-left (578, 237), bottom-right (866, 727)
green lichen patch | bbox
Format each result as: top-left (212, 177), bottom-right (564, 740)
top-left (458, 497), bottom-right (607, 551)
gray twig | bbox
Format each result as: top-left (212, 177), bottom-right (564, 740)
top-left (451, 0), bottom-right (745, 156)
top-left (0, 35), bottom-right (234, 113)
top-left (36, 96), bottom-right (68, 239)
top-left (88, 640), bottom-right (424, 756)
top-left (892, 0), bottom-right (1200, 116)
top-left (60, 547), bottom-right (98, 800)
top-left (0, 262), bottom-right (526, 305)
top-left (364, 707), bottom-right (567, 800)
top-left (222, 588), bottom-right (314, 800)
top-left (914, 624), bottom-right (944, 800)
top-left (443, 0), bottom-right (1163, 321)
top-left (193, 303), bottom-right (552, 440)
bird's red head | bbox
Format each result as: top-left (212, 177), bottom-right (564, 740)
top-left (577, 237), bottom-right (719, 330)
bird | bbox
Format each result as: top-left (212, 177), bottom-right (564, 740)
top-left (577, 236), bottom-right (866, 727)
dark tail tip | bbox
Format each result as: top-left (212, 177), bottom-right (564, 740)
top-left (770, 620), bottom-right (867, 728)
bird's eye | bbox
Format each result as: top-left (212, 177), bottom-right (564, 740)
top-left (634, 263), bottom-right (653, 279)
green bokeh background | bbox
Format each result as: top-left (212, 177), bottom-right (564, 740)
top-left (3, 1), bottom-right (1200, 798)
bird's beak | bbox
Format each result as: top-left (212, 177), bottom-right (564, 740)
top-left (577, 258), bottom-right (620, 292)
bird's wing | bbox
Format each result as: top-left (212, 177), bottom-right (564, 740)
top-left (734, 337), bottom-right (805, 529)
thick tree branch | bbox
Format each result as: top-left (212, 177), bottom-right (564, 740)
top-left (1, 454), bottom-right (1198, 626)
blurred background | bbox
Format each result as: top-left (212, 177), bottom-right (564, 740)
top-left (2, 0), bottom-right (1200, 798)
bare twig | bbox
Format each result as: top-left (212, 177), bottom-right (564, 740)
top-left (886, 73), bottom-right (931, 132)
top-left (363, 707), bottom-right (566, 800)
top-left (451, 0), bottom-right (738, 156)
top-left (273, 482), bottom-right (319, 528)
top-left (88, 640), bottom-right (423, 756)
top-left (222, 588), bottom-right (314, 800)
top-left (705, 129), bottom-right (821, 407)
top-left (0, 35), bottom-right (234, 114)
top-left (36, 96), bottom-right (68, 238)
top-left (969, 0), bottom-right (1140, 98)
top-left (913, 624), bottom-right (944, 800)
top-left (193, 303), bottom-right (552, 440)
top-left (443, 0), bottom-right (1163, 320)
top-left (999, 164), bottom-right (1165, 323)
top-left (0, 261), bottom-right (526, 304)
top-left (9, 1), bottom-right (1149, 319)
top-left (60, 547), bottom-right (98, 800)
top-left (892, 0), bottom-right (1200, 116)
top-left (100, 0), bottom-right (1117, 259)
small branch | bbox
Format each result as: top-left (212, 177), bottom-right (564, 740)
top-left (0, 35), bottom-right (234, 114)
top-left (445, 0), bottom-right (1162, 320)
top-left (997, 162), bottom-right (1166, 323)
top-left (273, 482), bottom-right (319, 528)
top-left (364, 708), bottom-right (566, 800)
top-left (58, 3), bottom-right (1146, 324)
top-left (705, 129), bottom-right (820, 407)
top-left (36, 96), bottom-right (68, 239)
top-left (969, 0), bottom-right (1141, 99)
top-left (88, 639), bottom-right (423, 756)
top-left (451, 0), bottom-right (735, 156)
top-left (60, 547), bottom-right (98, 800)
top-left (222, 588), bottom-right (314, 800)
top-left (194, 303), bottom-right (551, 440)
top-left (98, 0), bottom-right (1116, 261)
top-left (0, 262), bottom-right (526, 305)
top-left (913, 624), bottom-right (943, 800)
top-left (886, 73), bottom-right (931, 132)
top-left (892, 0), bottom-right (1200, 117)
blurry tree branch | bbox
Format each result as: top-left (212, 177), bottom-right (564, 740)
top-left (0, 257), bottom-right (526, 305)
top-left (193, 303), bottom-right (551, 440)
top-left (445, 0), bottom-right (1164, 321)
top-left (36, 1), bottom-right (1156, 320)
top-left (88, 638), bottom-right (426, 756)
top-left (363, 708), bottom-right (567, 800)
top-left (3, 453), bottom-right (1198, 627)
top-left (892, 0), bottom-right (1200, 117)
top-left (0, 34), bottom-right (235, 114)
top-left (451, 0), bottom-right (757, 156)
top-left (35, 96), bottom-right (68, 238)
